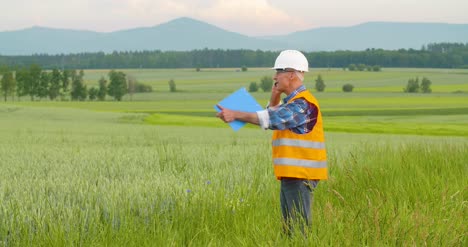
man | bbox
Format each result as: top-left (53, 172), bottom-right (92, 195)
top-left (216, 50), bottom-right (328, 235)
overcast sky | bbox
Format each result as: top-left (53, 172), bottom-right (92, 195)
top-left (1, 0), bottom-right (467, 36)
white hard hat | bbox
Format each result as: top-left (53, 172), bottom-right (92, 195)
top-left (272, 50), bottom-right (309, 72)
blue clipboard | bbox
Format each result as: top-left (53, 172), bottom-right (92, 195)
top-left (214, 87), bottom-right (263, 131)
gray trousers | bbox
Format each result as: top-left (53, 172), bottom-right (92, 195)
top-left (280, 178), bottom-right (319, 235)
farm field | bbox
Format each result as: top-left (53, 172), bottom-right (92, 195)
top-left (7, 68), bottom-right (468, 136)
top-left (0, 68), bottom-right (467, 245)
top-left (73, 67), bottom-right (468, 95)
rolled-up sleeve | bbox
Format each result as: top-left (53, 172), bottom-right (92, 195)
top-left (256, 109), bottom-right (270, 130)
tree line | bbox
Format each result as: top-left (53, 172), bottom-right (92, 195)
top-left (0, 65), bottom-right (152, 102)
top-left (0, 43), bottom-right (466, 70)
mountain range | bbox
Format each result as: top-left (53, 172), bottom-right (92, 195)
top-left (0, 17), bottom-right (467, 55)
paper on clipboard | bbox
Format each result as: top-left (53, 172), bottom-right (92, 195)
top-left (214, 87), bottom-right (263, 131)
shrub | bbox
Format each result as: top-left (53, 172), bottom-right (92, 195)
top-left (135, 83), bottom-right (153, 93)
top-left (342, 83), bottom-right (354, 92)
top-left (404, 77), bottom-right (419, 93)
top-left (248, 82), bottom-right (258, 92)
top-left (421, 77), bottom-right (432, 93)
top-left (241, 66), bottom-right (248, 72)
top-left (357, 64), bottom-right (366, 71)
top-left (168, 79), bottom-right (176, 92)
top-left (260, 76), bottom-right (273, 92)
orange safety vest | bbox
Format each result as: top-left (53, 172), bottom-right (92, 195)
top-left (272, 90), bottom-right (328, 180)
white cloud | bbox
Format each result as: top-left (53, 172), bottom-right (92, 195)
top-left (197, 0), bottom-right (307, 35)
top-left (121, 0), bottom-right (190, 17)
top-left (272, 0), bottom-right (468, 29)
top-left (106, 0), bottom-right (305, 35)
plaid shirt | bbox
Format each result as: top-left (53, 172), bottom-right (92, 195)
top-left (267, 85), bottom-right (318, 134)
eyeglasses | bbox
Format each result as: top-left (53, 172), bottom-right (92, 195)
top-left (276, 69), bottom-right (295, 74)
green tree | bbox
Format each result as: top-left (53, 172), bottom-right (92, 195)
top-left (28, 64), bottom-right (42, 100)
top-left (342, 83), bottom-right (354, 92)
top-left (260, 76), bottom-right (273, 92)
top-left (1, 43), bottom-right (468, 69)
top-left (0, 65), bottom-right (8, 75)
top-left (97, 76), bottom-right (107, 101)
top-left (71, 70), bottom-right (87, 101)
top-left (372, 65), bottom-right (381, 72)
top-left (1, 71), bottom-right (16, 101)
top-left (59, 69), bottom-right (71, 100)
top-left (79, 70), bottom-right (88, 100)
top-left (241, 66), bottom-right (248, 72)
top-left (108, 70), bottom-right (127, 101)
top-left (404, 77), bottom-right (420, 93)
top-left (15, 67), bottom-right (30, 99)
top-left (421, 77), bottom-right (432, 93)
top-left (62, 69), bottom-right (70, 93)
top-left (88, 87), bottom-right (98, 101)
top-left (168, 79), bottom-right (176, 92)
top-left (315, 74), bottom-right (326, 92)
top-left (248, 82), bottom-right (258, 92)
top-left (37, 71), bottom-right (50, 100)
top-left (348, 64), bottom-right (357, 71)
top-left (49, 68), bottom-right (62, 100)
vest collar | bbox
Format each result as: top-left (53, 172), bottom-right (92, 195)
top-left (283, 85), bottom-right (306, 104)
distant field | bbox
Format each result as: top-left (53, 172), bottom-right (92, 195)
top-left (81, 67), bottom-right (468, 93)
top-left (4, 67), bottom-right (468, 136)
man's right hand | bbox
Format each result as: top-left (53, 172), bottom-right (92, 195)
top-left (269, 82), bottom-right (282, 107)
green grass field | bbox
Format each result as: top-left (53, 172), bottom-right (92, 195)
top-left (79, 67), bottom-right (468, 93)
top-left (8, 68), bottom-right (468, 136)
top-left (0, 68), bottom-right (467, 245)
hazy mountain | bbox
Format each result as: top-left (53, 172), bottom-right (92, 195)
top-left (0, 17), bottom-right (467, 55)
top-left (268, 22), bottom-right (468, 51)
top-left (0, 17), bottom-right (286, 55)
top-left (0, 26), bottom-right (103, 55)
top-left (93, 17), bottom-right (287, 52)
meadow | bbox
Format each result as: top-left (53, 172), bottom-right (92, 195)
top-left (0, 68), bottom-right (467, 246)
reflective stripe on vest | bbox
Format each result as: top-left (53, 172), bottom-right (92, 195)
top-left (274, 158), bottom-right (327, 168)
top-left (272, 138), bottom-right (325, 149)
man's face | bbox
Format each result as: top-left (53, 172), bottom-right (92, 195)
top-left (273, 69), bottom-right (294, 92)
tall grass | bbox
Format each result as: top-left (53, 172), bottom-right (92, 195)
top-left (0, 106), bottom-right (466, 245)
top-left (316, 140), bottom-right (467, 246)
